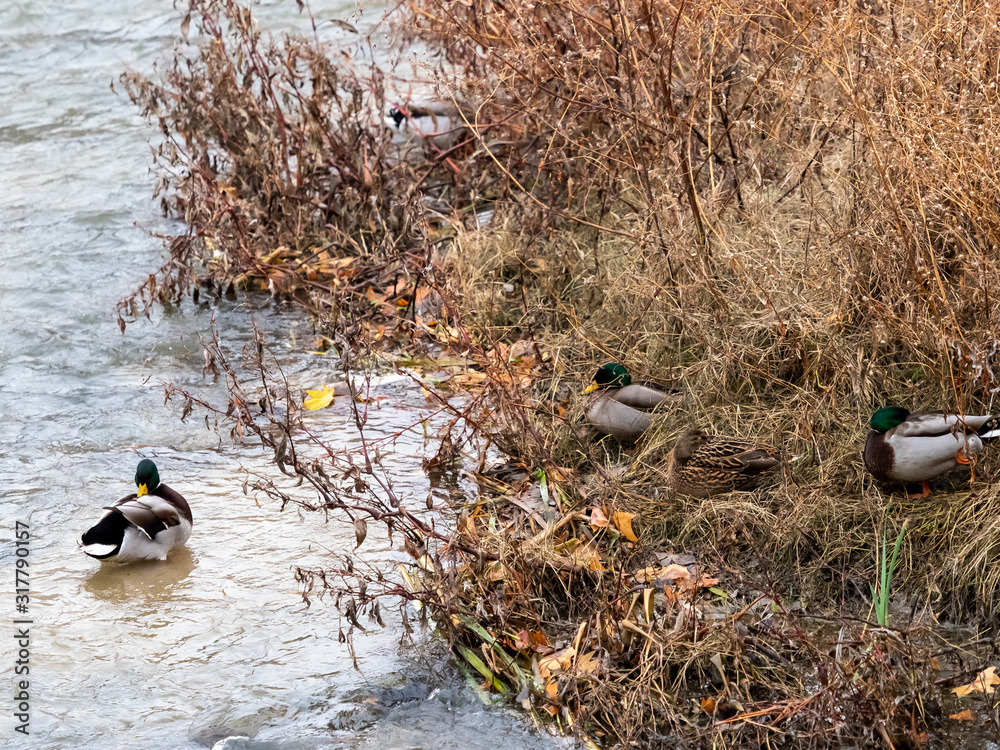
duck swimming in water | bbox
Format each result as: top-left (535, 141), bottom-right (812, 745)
top-left (81, 459), bottom-right (192, 562)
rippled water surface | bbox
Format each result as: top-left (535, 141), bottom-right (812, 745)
top-left (0, 3), bottom-right (561, 748)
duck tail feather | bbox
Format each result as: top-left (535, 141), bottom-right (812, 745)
top-left (82, 543), bottom-right (119, 560)
top-left (979, 427), bottom-right (1000, 441)
top-left (81, 512), bottom-right (128, 549)
top-left (742, 454), bottom-right (782, 475)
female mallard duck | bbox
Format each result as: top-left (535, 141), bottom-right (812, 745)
top-left (583, 363), bottom-right (677, 442)
top-left (667, 429), bottom-right (782, 498)
top-left (863, 406), bottom-right (1000, 497)
top-left (81, 459), bottom-right (192, 562)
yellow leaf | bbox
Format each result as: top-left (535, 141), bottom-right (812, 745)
top-left (612, 511), bottom-right (638, 541)
top-left (953, 666), bottom-right (1000, 697)
top-left (949, 709), bottom-right (975, 721)
top-left (642, 588), bottom-right (655, 621)
top-left (303, 385), bottom-right (336, 410)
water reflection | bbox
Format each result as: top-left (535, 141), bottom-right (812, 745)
top-left (83, 547), bottom-right (197, 602)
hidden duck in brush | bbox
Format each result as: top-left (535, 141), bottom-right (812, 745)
top-left (583, 363), bottom-right (677, 442)
top-left (863, 406), bottom-right (1000, 497)
top-left (385, 103), bottom-right (462, 150)
top-left (81, 459), bottom-right (192, 562)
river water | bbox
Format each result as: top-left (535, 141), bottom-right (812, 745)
top-left (0, 2), bottom-right (561, 748)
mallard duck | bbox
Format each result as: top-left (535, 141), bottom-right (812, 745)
top-left (863, 406), bottom-right (1000, 497)
top-left (386, 103), bottom-right (463, 150)
top-left (81, 459), bottom-right (192, 562)
top-left (667, 428), bottom-right (782, 498)
top-left (583, 363), bottom-right (677, 442)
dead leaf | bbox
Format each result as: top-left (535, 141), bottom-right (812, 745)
top-left (545, 679), bottom-right (558, 699)
top-left (953, 666), bottom-right (1000, 697)
top-left (661, 564), bottom-right (693, 583)
top-left (512, 630), bottom-right (532, 650)
top-left (641, 588), bottom-right (655, 622)
top-left (633, 566), bottom-right (659, 583)
top-left (575, 651), bottom-right (600, 676)
top-left (328, 17), bottom-right (358, 33)
top-left (612, 511), bottom-right (638, 541)
top-left (700, 696), bottom-right (717, 714)
top-left (663, 585), bottom-right (678, 605)
top-left (590, 506), bottom-right (610, 529)
top-left (354, 518), bottom-right (367, 549)
top-left (538, 647), bottom-right (576, 679)
top-left (949, 709), bottom-right (975, 721)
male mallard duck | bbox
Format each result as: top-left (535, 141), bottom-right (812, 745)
top-left (386, 103), bottom-right (463, 150)
top-left (863, 406), bottom-right (1000, 497)
top-left (81, 459), bottom-right (192, 562)
top-left (667, 428), bottom-right (782, 498)
top-left (583, 363), bottom-right (676, 442)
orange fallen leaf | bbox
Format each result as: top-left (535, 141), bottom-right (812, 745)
top-left (545, 678), bottom-right (558, 699)
top-left (633, 566), bottom-right (659, 583)
top-left (589, 506), bottom-right (610, 529)
top-left (512, 630), bottom-right (532, 650)
top-left (612, 511), bottom-right (638, 541)
top-left (949, 709), bottom-right (974, 721)
top-left (700, 696), bottom-right (717, 714)
top-left (953, 666), bottom-right (1000, 697)
top-left (663, 584), bottom-right (678, 605)
top-left (538, 647), bottom-right (576, 679)
top-left (365, 287), bottom-right (387, 305)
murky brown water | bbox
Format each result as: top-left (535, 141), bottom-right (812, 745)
top-left (0, 3), bottom-right (563, 748)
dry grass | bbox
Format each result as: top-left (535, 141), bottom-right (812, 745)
top-left (432, 0), bottom-right (1000, 616)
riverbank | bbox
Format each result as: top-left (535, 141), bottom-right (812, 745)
top-left (130, 0), bottom-right (1000, 747)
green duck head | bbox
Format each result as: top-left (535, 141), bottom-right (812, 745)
top-left (870, 406), bottom-right (910, 433)
top-left (135, 459), bottom-right (161, 498)
top-left (584, 363), bottom-right (632, 393)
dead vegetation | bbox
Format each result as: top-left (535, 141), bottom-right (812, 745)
top-left (126, 0), bottom-right (1000, 746)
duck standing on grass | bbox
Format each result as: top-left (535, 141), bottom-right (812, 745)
top-left (583, 363), bottom-right (677, 442)
top-left (667, 428), bottom-right (782, 498)
top-left (81, 459), bottom-right (192, 562)
top-left (863, 406), bottom-right (1000, 497)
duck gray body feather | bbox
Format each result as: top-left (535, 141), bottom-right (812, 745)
top-left (863, 412), bottom-right (995, 485)
top-left (586, 384), bottom-right (676, 442)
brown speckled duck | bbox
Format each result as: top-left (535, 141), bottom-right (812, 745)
top-left (667, 429), bottom-right (782, 498)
